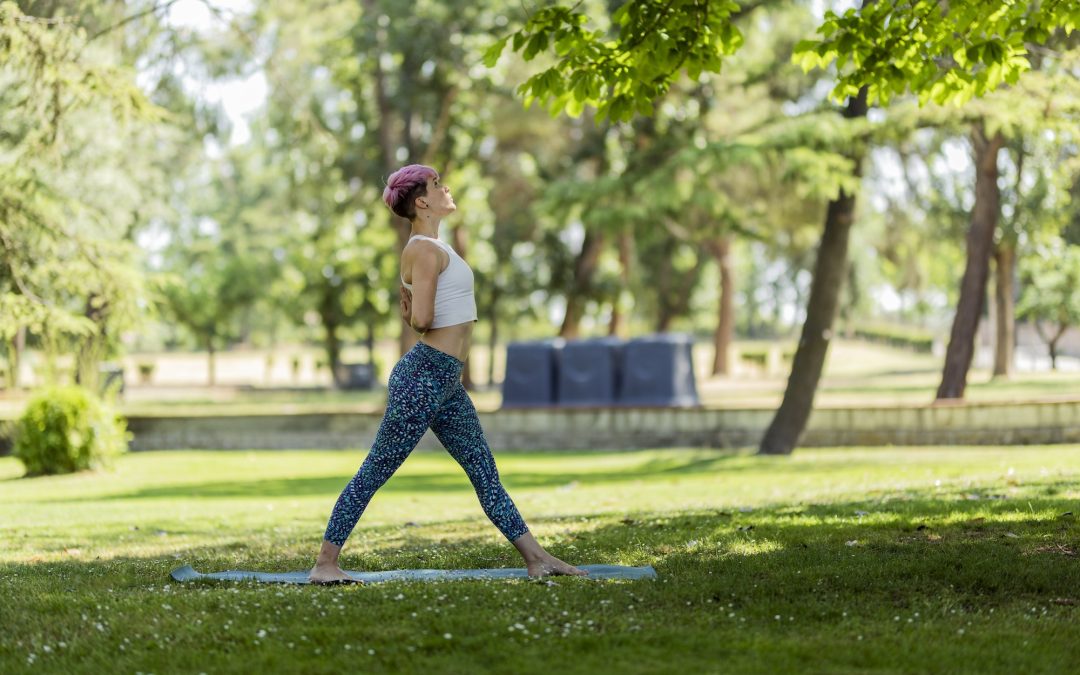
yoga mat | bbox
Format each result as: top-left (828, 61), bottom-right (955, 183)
top-left (170, 563), bottom-right (657, 585)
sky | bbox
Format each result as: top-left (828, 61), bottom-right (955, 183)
top-left (165, 0), bottom-right (265, 145)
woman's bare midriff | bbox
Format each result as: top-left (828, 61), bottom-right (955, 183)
top-left (420, 320), bottom-right (474, 363)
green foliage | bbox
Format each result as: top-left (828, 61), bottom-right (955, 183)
top-left (491, 0), bottom-right (1078, 121)
top-left (12, 385), bottom-right (130, 477)
top-left (793, 0), bottom-right (1080, 107)
top-left (493, 0), bottom-right (745, 122)
top-left (852, 323), bottom-right (934, 353)
top-left (1016, 236), bottom-right (1080, 339)
top-left (1, 1), bottom-right (166, 383)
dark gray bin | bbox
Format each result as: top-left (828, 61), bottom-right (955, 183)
top-left (339, 363), bottom-right (376, 390)
top-left (557, 337), bottom-right (623, 406)
top-left (617, 333), bottom-right (699, 406)
top-left (501, 339), bottom-right (563, 408)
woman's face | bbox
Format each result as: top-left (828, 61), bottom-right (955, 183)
top-left (418, 175), bottom-right (456, 216)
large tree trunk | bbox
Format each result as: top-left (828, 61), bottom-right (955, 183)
top-left (559, 229), bottom-right (605, 339)
top-left (758, 86), bottom-right (869, 456)
top-left (992, 242), bottom-right (1015, 378)
top-left (936, 123), bottom-right (1005, 400)
top-left (707, 237), bottom-right (735, 375)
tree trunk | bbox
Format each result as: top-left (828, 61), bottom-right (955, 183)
top-left (206, 337), bottom-right (216, 387)
top-left (559, 229), bottom-right (605, 339)
top-left (1049, 323), bottom-right (1067, 371)
top-left (75, 292), bottom-right (107, 392)
top-left (608, 227), bottom-right (633, 337)
top-left (707, 237), bottom-right (734, 375)
top-left (8, 326), bottom-right (25, 390)
top-left (488, 288), bottom-right (499, 387)
top-left (365, 319), bottom-right (375, 363)
top-left (324, 322), bottom-right (342, 388)
top-left (992, 242), bottom-right (1015, 378)
top-left (936, 123), bottom-right (1005, 400)
top-left (758, 86), bottom-right (869, 455)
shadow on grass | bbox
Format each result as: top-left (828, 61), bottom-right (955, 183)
top-left (39, 451), bottom-right (888, 501)
top-left (4, 488), bottom-right (1077, 603)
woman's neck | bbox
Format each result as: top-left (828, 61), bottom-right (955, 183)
top-left (409, 216), bottom-right (440, 239)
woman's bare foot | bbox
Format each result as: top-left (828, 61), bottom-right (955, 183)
top-left (512, 531), bottom-right (588, 579)
top-left (307, 563), bottom-right (364, 585)
top-left (526, 553), bottom-right (589, 579)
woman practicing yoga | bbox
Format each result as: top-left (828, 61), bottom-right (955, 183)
top-left (308, 164), bottom-right (588, 585)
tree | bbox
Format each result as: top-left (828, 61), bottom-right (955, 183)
top-left (488, 0), bottom-right (1079, 453)
top-left (0, 1), bottom-right (164, 391)
top-left (1017, 237), bottom-right (1080, 370)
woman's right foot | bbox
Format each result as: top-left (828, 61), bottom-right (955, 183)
top-left (526, 554), bottom-right (589, 579)
top-left (308, 563), bottom-right (364, 585)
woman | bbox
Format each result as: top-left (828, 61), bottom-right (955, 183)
top-left (308, 164), bottom-right (588, 584)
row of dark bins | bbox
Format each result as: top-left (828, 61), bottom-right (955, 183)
top-left (501, 333), bottom-right (699, 408)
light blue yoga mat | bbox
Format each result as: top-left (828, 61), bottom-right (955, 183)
top-left (170, 564), bottom-right (657, 584)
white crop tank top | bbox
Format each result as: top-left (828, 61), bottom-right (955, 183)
top-left (400, 234), bottom-right (478, 329)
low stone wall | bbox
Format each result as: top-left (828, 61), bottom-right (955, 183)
top-left (120, 399), bottom-right (1080, 452)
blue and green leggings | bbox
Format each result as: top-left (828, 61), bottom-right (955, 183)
top-left (323, 341), bottom-right (530, 547)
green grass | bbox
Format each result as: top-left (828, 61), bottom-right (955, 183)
top-left (1, 446), bottom-right (1079, 673)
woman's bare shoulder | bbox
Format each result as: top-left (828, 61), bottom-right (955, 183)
top-left (401, 239), bottom-right (449, 278)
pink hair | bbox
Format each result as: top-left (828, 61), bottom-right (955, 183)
top-left (382, 164), bottom-right (438, 220)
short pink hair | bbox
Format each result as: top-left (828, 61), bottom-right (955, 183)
top-left (382, 164), bottom-right (438, 220)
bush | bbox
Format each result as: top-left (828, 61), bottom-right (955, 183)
top-left (137, 361), bottom-right (155, 384)
top-left (13, 386), bottom-right (130, 477)
top-left (852, 324), bottom-right (934, 353)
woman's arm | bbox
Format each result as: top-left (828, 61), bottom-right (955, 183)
top-left (402, 243), bottom-right (441, 333)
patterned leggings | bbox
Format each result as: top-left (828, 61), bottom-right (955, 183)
top-left (322, 341), bottom-right (530, 547)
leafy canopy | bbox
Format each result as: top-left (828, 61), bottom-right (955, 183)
top-left (486, 0), bottom-right (1080, 121)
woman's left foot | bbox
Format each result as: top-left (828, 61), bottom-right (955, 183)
top-left (526, 554), bottom-right (589, 578)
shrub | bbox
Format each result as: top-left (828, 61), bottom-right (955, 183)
top-left (137, 361), bottom-right (155, 384)
top-left (12, 386), bottom-right (130, 477)
top-left (852, 324), bottom-right (934, 353)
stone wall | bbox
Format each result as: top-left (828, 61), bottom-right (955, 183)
top-left (117, 399), bottom-right (1080, 452)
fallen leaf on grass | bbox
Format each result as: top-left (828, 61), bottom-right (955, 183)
top-left (1050, 598), bottom-right (1076, 606)
top-left (1004, 532), bottom-right (1020, 539)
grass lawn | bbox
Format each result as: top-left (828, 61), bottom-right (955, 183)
top-left (1, 445), bottom-right (1078, 673)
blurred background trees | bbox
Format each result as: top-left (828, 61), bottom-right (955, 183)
top-left (2, 0), bottom-right (1079, 448)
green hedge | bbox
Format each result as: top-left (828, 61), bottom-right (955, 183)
top-left (12, 386), bottom-right (130, 476)
top-left (852, 325), bottom-right (934, 353)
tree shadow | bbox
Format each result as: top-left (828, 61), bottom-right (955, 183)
top-left (570, 486), bottom-right (1080, 602)
top-left (46, 450), bottom-right (786, 501)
